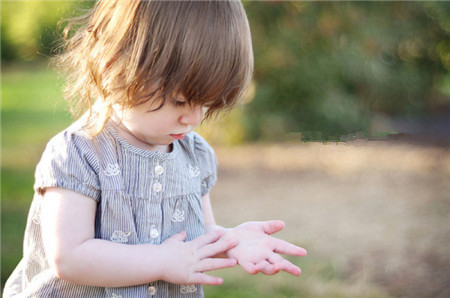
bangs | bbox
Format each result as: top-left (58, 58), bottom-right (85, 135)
top-left (131, 0), bottom-right (253, 116)
top-left (56, 0), bottom-right (253, 136)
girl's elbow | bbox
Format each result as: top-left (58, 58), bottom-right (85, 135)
top-left (50, 250), bottom-right (78, 282)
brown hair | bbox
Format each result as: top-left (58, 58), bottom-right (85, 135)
top-left (55, 0), bottom-right (253, 136)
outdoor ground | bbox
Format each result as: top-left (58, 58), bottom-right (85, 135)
top-left (204, 141), bottom-right (450, 297)
top-left (2, 65), bottom-right (450, 297)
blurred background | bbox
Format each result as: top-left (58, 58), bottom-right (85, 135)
top-left (2, 1), bottom-right (449, 297)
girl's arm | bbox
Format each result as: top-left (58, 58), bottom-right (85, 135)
top-left (41, 187), bottom-right (237, 287)
top-left (202, 193), bottom-right (307, 276)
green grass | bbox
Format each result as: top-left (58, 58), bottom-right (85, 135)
top-left (1, 62), bottom-right (73, 287)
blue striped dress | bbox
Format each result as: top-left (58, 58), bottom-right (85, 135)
top-left (4, 119), bottom-right (217, 297)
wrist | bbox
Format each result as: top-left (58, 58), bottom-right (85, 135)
top-left (151, 243), bottom-right (170, 282)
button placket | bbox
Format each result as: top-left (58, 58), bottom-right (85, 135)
top-left (153, 163), bottom-right (164, 193)
top-left (149, 162), bottom-right (164, 245)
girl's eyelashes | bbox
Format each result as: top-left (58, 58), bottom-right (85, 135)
top-left (170, 95), bottom-right (212, 109)
top-left (169, 95), bottom-right (187, 107)
top-left (174, 100), bottom-right (187, 107)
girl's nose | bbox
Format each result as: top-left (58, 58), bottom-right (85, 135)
top-left (179, 105), bottom-right (204, 126)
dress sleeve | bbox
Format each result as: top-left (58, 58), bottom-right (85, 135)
top-left (34, 129), bottom-right (101, 201)
top-left (192, 132), bottom-right (218, 196)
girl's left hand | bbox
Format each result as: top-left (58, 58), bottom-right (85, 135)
top-left (222, 220), bottom-right (307, 276)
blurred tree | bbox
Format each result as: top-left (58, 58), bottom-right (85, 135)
top-left (1, 1), bottom-right (93, 61)
top-left (244, 1), bottom-right (450, 141)
top-left (1, 1), bottom-right (448, 142)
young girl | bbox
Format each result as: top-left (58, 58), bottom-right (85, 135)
top-left (4, 1), bottom-right (306, 297)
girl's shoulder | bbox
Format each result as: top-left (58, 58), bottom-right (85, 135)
top-left (40, 118), bottom-right (104, 174)
top-left (45, 118), bottom-right (96, 154)
top-left (35, 118), bottom-right (103, 199)
top-left (180, 132), bottom-right (218, 195)
top-left (181, 131), bottom-right (216, 158)
top-left (183, 131), bottom-right (213, 150)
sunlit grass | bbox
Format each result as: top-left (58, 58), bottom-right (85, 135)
top-left (1, 62), bottom-right (73, 287)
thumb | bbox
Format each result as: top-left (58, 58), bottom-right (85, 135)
top-left (262, 220), bottom-right (285, 235)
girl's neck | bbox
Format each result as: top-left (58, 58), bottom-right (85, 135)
top-left (109, 114), bottom-right (172, 153)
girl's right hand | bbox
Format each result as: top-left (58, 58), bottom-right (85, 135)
top-left (158, 229), bottom-right (237, 285)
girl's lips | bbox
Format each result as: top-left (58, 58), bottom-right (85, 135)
top-left (170, 133), bottom-right (186, 140)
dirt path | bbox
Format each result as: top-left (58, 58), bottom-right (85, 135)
top-left (210, 141), bottom-right (450, 297)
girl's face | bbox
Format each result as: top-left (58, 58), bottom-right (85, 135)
top-left (112, 95), bottom-right (206, 152)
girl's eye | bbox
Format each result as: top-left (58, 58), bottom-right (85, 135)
top-left (170, 95), bottom-right (187, 107)
top-left (175, 100), bottom-right (187, 107)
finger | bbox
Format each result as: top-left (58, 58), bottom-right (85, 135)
top-left (191, 273), bottom-right (224, 285)
top-left (261, 254), bottom-right (283, 275)
top-left (197, 257), bottom-right (237, 273)
top-left (273, 239), bottom-right (307, 256)
top-left (260, 255), bottom-right (284, 275)
top-left (239, 261), bottom-right (259, 275)
top-left (254, 259), bottom-right (276, 275)
top-left (167, 231), bottom-right (187, 242)
top-left (198, 236), bottom-right (237, 259)
top-left (192, 229), bottom-right (225, 247)
top-left (268, 254), bottom-right (302, 276)
top-left (261, 220), bottom-right (285, 235)
top-left (260, 263), bottom-right (280, 275)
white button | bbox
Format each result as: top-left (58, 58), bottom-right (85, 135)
top-left (153, 182), bottom-right (162, 192)
top-left (155, 165), bottom-right (164, 175)
top-left (148, 285), bottom-right (156, 295)
top-left (150, 227), bottom-right (159, 239)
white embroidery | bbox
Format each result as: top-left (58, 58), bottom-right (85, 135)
top-left (180, 285), bottom-right (197, 294)
top-left (32, 203), bottom-right (41, 225)
top-left (171, 208), bottom-right (185, 222)
top-left (189, 165), bottom-right (200, 177)
top-left (30, 250), bottom-right (47, 268)
top-left (105, 163), bottom-right (120, 176)
top-left (32, 214), bottom-right (41, 225)
top-left (111, 293), bottom-right (122, 298)
top-left (110, 230), bottom-right (131, 243)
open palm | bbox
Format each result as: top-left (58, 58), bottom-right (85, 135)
top-left (224, 220), bottom-right (307, 275)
